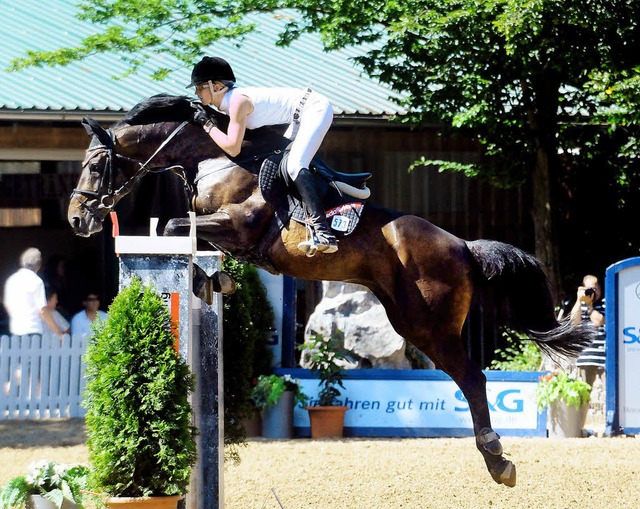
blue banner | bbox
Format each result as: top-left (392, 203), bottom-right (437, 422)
top-left (276, 369), bottom-right (546, 437)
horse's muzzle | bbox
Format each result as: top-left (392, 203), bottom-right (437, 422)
top-left (68, 211), bottom-right (103, 237)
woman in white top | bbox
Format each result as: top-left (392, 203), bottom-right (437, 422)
top-left (44, 285), bottom-right (70, 337)
top-left (188, 56), bottom-right (338, 255)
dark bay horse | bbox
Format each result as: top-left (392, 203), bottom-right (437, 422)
top-left (68, 94), bottom-right (595, 488)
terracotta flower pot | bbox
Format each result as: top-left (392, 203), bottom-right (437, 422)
top-left (104, 495), bottom-right (182, 509)
top-left (306, 405), bottom-right (348, 438)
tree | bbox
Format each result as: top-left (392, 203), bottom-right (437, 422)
top-left (12, 0), bottom-right (640, 291)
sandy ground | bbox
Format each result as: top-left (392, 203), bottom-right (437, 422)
top-left (1, 419), bottom-right (639, 509)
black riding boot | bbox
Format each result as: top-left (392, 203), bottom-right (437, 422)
top-left (293, 168), bottom-right (338, 255)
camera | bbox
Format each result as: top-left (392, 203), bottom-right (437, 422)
top-left (584, 288), bottom-right (596, 298)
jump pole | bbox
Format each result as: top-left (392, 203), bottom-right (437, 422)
top-left (113, 213), bottom-right (224, 509)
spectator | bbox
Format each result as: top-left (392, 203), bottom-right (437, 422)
top-left (570, 274), bottom-right (606, 388)
top-left (44, 255), bottom-right (70, 318)
top-left (3, 248), bottom-right (64, 338)
top-left (70, 291), bottom-right (107, 336)
top-left (43, 284), bottom-right (70, 337)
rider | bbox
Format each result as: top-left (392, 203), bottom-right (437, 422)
top-left (188, 56), bottom-right (338, 255)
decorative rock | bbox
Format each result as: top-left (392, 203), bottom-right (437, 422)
top-left (302, 282), bottom-right (433, 369)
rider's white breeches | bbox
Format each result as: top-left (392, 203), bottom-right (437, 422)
top-left (284, 92), bottom-right (333, 180)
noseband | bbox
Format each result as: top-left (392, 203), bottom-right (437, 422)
top-left (71, 121), bottom-right (189, 221)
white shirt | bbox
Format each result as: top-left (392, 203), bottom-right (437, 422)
top-left (70, 309), bottom-right (108, 336)
top-left (3, 268), bottom-right (47, 335)
top-left (44, 309), bottom-right (70, 337)
top-left (219, 86), bottom-right (305, 129)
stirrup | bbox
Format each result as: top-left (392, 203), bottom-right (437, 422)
top-left (297, 224), bottom-right (338, 257)
top-left (297, 223), bottom-right (319, 257)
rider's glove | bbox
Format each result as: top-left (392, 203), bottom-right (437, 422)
top-left (192, 104), bottom-right (217, 133)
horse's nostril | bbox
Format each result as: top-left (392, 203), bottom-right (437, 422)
top-left (71, 216), bottom-right (80, 229)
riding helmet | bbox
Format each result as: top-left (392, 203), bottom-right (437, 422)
top-left (187, 56), bottom-right (236, 87)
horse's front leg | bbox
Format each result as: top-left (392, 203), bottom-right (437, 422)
top-left (164, 214), bottom-right (237, 302)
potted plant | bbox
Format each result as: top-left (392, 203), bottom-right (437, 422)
top-left (536, 371), bottom-right (591, 438)
top-left (0, 460), bottom-right (89, 509)
top-left (250, 374), bottom-right (308, 438)
top-left (83, 278), bottom-right (197, 509)
top-left (299, 331), bottom-right (349, 438)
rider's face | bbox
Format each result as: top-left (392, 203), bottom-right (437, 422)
top-left (195, 82), bottom-right (213, 104)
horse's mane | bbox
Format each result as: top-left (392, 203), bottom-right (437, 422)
top-left (124, 94), bottom-right (199, 125)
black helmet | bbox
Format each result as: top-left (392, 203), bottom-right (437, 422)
top-left (187, 56), bottom-right (236, 88)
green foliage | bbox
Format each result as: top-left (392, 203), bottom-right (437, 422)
top-left (0, 461), bottom-right (89, 509)
top-left (250, 374), bottom-right (308, 410)
top-left (299, 331), bottom-right (347, 407)
top-left (13, 0), bottom-right (640, 282)
top-left (536, 371), bottom-right (591, 411)
top-left (221, 257), bottom-right (274, 460)
top-left (83, 278), bottom-right (196, 498)
top-left (489, 331), bottom-right (542, 372)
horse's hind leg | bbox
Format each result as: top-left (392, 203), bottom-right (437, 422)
top-left (429, 338), bottom-right (517, 487)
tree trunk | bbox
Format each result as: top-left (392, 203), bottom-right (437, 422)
top-left (531, 146), bottom-right (561, 296)
top-left (528, 77), bottom-right (562, 298)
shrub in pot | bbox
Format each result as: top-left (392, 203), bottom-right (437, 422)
top-left (299, 331), bottom-right (349, 438)
top-left (536, 371), bottom-right (591, 438)
top-left (250, 374), bottom-right (308, 438)
top-left (83, 278), bottom-right (196, 508)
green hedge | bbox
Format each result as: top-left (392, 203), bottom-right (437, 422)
top-left (222, 257), bottom-right (274, 456)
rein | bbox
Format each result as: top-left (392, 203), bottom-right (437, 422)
top-left (71, 121), bottom-right (190, 219)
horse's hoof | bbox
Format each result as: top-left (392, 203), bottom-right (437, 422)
top-left (490, 459), bottom-right (516, 487)
top-left (477, 427), bottom-right (503, 456)
top-left (193, 263), bottom-right (213, 305)
top-left (212, 271), bottom-right (236, 295)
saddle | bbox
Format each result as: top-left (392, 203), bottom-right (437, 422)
top-left (258, 151), bottom-right (371, 237)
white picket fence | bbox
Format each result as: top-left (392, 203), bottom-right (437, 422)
top-left (0, 333), bottom-right (88, 419)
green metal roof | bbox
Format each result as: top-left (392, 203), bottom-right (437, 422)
top-left (0, 1), bottom-right (407, 120)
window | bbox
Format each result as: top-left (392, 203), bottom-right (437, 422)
top-left (0, 161), bottom-right (81, 227)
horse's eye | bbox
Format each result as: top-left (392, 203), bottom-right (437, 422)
top-left (89, 164), bottom-right (101, 178)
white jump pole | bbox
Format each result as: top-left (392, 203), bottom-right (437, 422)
top-left (114, 213), bottom-right (224, 509)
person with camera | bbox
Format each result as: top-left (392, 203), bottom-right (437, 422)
top-left (570, 274), bottom-right (606, 388)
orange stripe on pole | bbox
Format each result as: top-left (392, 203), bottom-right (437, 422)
top-left (170, 292), bottom-right (180, 353)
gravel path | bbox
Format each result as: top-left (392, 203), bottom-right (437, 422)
top-left (1, 420), bottom-right (638, 509)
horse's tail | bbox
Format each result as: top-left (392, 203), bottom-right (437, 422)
top-left (466, 239), bottom-right (595, 360)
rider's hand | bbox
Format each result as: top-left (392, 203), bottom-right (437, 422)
top-left (192, 104), bottom-right (217, 132)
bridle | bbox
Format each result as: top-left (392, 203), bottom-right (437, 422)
top-left (70, 121), bottom-right (190, 221)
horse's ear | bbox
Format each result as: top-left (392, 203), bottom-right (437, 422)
top-left (81, 117), bottom-right (113, 148)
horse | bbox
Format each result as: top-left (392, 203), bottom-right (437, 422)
top-left (68, 94), bottom-right (596, 488)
